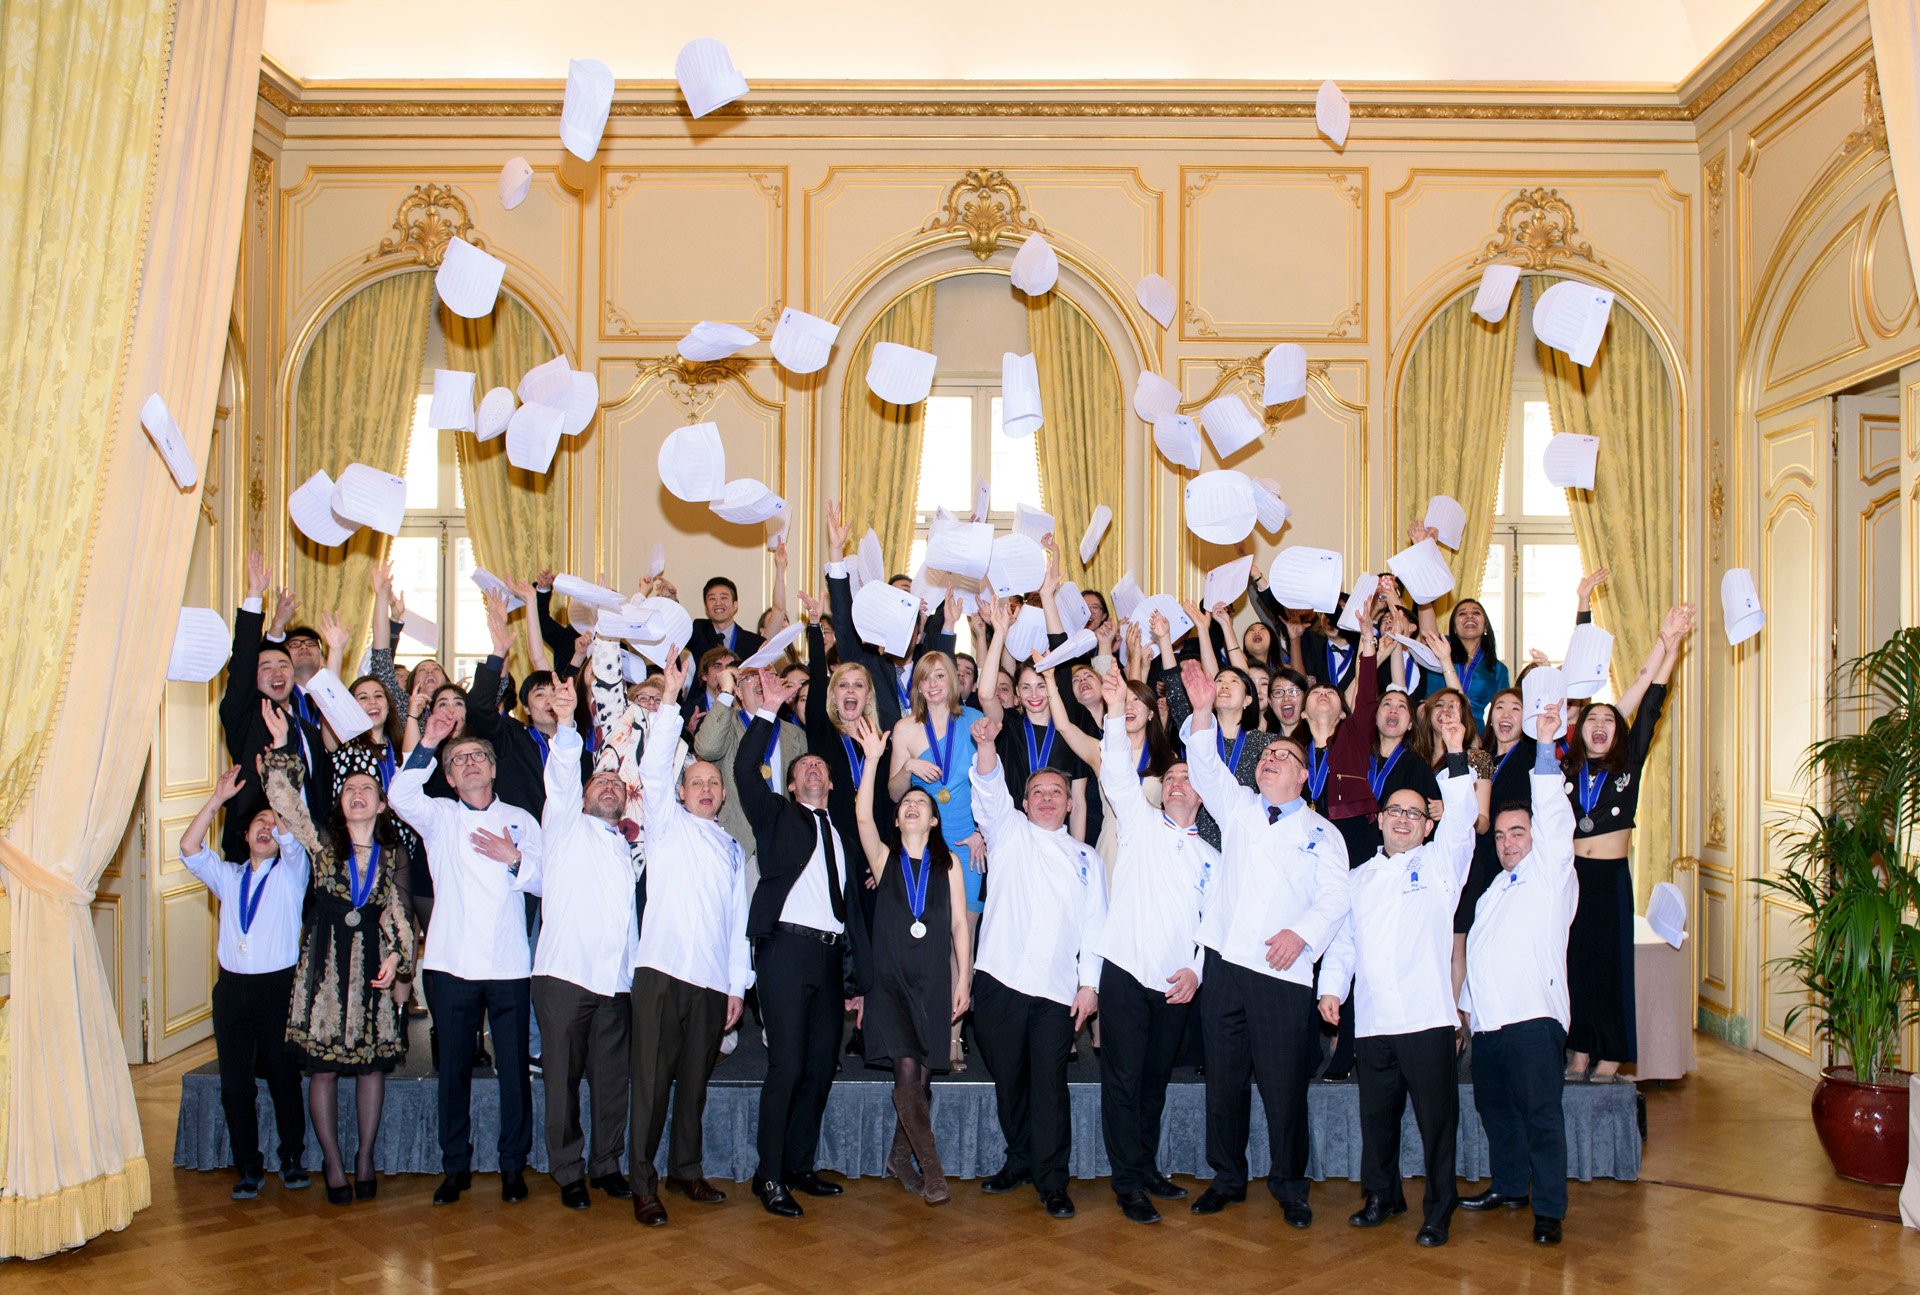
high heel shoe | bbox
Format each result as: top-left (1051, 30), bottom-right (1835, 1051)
top-left (355, 1175), bottom-right (378, 1201)
top-left (325, 1181), bottom-right (354, 1207)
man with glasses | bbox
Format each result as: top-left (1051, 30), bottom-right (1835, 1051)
top-left (391, 708), bottom-right (545, 1207)
top-left (1314, 706), bottom-right (1478, 1247)
top-left (1177, 661), bottom-right (1350, 1226)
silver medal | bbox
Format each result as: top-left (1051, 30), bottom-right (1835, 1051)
top-left (909, 920), bottom-right (927, 939)
top-left (1578, 816), bottom-right (1595, 833)
top-left (237, 936), bottom-right (249, 955)
top-left (344, 909), bottom-right (362, 928)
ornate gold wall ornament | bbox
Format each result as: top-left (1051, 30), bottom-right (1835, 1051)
top-left (1186, 353), bottom-right (1333, 423)
top-left (250, 151), bottom-right (273, 237)
top-left (1328, 304), bottom-right (1362, 339)
top-left (1683, 0), bottom-right (1832, 120)
top-left (1706, 770), bottom-right (1727, 849)
top-left (1472, 187), bottom-right (1604, 271)
top-left (1705, 157), bottom-right (1725, 243)
top-left (918, 169), bottom-right (1044, 260)
top-left (748, 172), bottom-right (785, 208)
top-left (1183, 304), bottom-right (1219, 338)
top-left (631, 356), bottom-right (753, 420)
top-left (365, 183), bottom-right (483, 268)
top-left (1842, 64), bottom-right (1888, 157)
top-left (1709, 473), bottom-right (1725, 558)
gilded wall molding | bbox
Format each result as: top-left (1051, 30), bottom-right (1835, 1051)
top-left (1182, 353), bottom-right (1358, 422)
top-left (1706, 769), bottom-right (1727, 848)
top-left (250, 150), bottom-right (273, 237)
top-left (1841, 63), bottom-right (1887, 158)
top-left (365, 182), bottom-right (484, 268)
top-left (1706, 157), bottom-right (1725, 243)
top-left (1683, 0), bottom-right (1832, 121)
top-left (919, 169), bottom-right (1045, 261)
top-left (621, 356), bottom-right (764, 422)
top-left (1470, 187), bottom-right (1604, 271)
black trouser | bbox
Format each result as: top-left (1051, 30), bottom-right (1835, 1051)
top-left (1471, 1016), bottom-right (1568, 1219)
top-left (972, 971), bottom-right (1075, 1192)
top-left (424, 971), bottom-right (533, 1175)
top-left (1198, 949), bottom-right (1318, 1202)
top-left (1355, 1025), bottom-right (1459, 1227)
top-left (212, 966), bottom-right (304, 1176)
top-left (531, 975), bottom-right (631, 1186)
top-left (1097, 962), bottom-right (1189, 1195)
top-left (753, 929), bottom-right (845, 1183)
top-left (628, 967), bottom-right (729, 1195)
top-left (1567, 856), bottom-right (1637, 1063)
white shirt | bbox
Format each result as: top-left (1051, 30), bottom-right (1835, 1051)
top-left (1182, 716), bottom-right (1350, 985)
top-left (1095, 717), bottom-right (1216, 989)
top-left (779, 801), bottom-right (848, 935)
top-left (635, 703), bottom-right (754, 997)
top-left (390, 756), bottom-right (544, 981)
top-left (1463, 757), bottom-right (1580, 1034)
top-left (528, 725), bottom-right (641, 996)
top-left (970, 759), bottom-right (1107, 1006)
top-left (182, 833), bottom-right (311, 974)
top-left (1317, 768), bottom-right (1478, 1036)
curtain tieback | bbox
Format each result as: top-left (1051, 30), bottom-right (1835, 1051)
top-left (0, 836), bottom-right (92, 906)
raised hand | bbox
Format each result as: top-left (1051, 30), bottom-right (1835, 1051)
top-left (1435, 708), bottom-right (1466, 753)
top-left (1419, 627), bottom-right (1450, 663)
top-left (1660, 603), bottom-right (1697, 648)
top-left (390, 587), bottom-right (407, 625)
top-left (421, 705), bottom-right (458, 748)
top-left (246, 550), bottom-right (270, 600)
top-left (1179, 598), bottom-right (1204, 629)
top-left (318, 610), bottom-right (349, 666)
top-left (658, 652), bottom-right (687, 702)
top-left (1099, 662), bottom-right (1128, 712)
top-left (269, 586), bottom-right (300, 635)
top-left (826, 499), bottom-right (850, 556)
top-left (503, 574), bottom-right (537, 606)
top-left (483, 588), bottom-right (513, 657)
top-left (1148, 610), bottom-right (1170, 642)
top-left (970, 714), bottom-right (1001, 748)
top-left (551, 675), bottom-right (578, 719)
top-left (797, 589), bottom-right (822, 622)
top-left (535, 568), bottom-right (557, 592)
top-left (1209, 601), bottom-right (1232, 625)
top-left (851, 714), bottom-right (888, 761)
top-left (1181, 658), bottom-right (1216, 714)
top-left (772, 538), bottom-right (789, 571)
top-left (1533, 700), bottom-right (1563, 743)
top-left (759, 666), bottom-right (801, 713)
top-left (213, 764), bottom-right (245, 803)
top-left (1576, 567), bottom-right (1610, 605)
top-left (260, 699), bottom-right (289, 749)
top-left (571, 631), bottom-right (595, 668)
top-left (370, 559), bottom-right (392, 598)
top-left (1094, 616), bottom-right (1119, 656)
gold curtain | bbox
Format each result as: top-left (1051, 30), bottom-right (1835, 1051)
top-left (1869, 1), bottom-right (1920, 275)
top-left (1027, 292), bottom-right (1126, 593)
top-left (441, 296), bottom-right (561, 680)
top-left (1394, 289), bottom-right (1520, 599)
top-left (0, 0), bottom-right (268, 1258)
top-left (839, 285), bottom-right (936, 570)
top-left (1534, 277), bottom-right (1678, 904)
top-left (288, 271), bottom-right (434, 645)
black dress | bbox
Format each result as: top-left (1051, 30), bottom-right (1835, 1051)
top-left (862, 849), bottom-right (954, 1071)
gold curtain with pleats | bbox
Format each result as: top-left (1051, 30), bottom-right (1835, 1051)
top-left (288, 271), bottom-right (434, 643)
top-left (1868, 0), bottom-right (1920, 275)
top-left (1027, 292), bottom-right (1126, 593)
top-left (0, 0), bottom-right (269, 1259)
top-left (440, 295), bottom-right (561, 679)
top-left (839, 285), bottom-right (936, 569)
top-left (1534, 277), bottom-right (1678, 903)
top-left (1394, 289), bottom-right (1520, 599)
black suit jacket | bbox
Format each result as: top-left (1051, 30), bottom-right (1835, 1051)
top-left (218, 606), bottom-right (331, 860)
top-left (686, 618), bottom-right (765, 672)
top-left (823, 571), bottom-right (957, 735)
top-left (735, 714), bottom-right (870, 993)
top-left (464, 655), bottom-right (594, 818)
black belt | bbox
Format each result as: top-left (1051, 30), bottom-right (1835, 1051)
top-left (773, 921), bottom-right (843, 947)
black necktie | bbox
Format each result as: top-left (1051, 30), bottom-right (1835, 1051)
top-left (812, 808), bottom-right (846, 923)
top-left (1268, 805), bottom-right (1284, 824)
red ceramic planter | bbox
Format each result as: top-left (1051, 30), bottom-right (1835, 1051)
top-left (1811, 1066), bottom-right (1911, 1186)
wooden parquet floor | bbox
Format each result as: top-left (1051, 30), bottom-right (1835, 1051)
top-left (7, 1037), bottom-right (1920, 1293)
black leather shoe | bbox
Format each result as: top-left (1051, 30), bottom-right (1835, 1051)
top-left (1348, 1194), bottom-right (1407, 1228)
top-left (230, 1171), bottom-right (264, 1201)
top-left (1189, 1185), bottom-right (1244, 1215)
top-left (560, 1180), bottom-right (591, 1210)
top-left (1459, 1189), bottom-right (1530, 1211)
top-left (1042, 1188), bottom-right (1076, 1219)
top-left (1280, 1200), bottom-right (1313, 1229)
top-left (632, 1192), bottom-right (668, 1227)
top-left (591, 1172), bottom-right (634, 1200)
top-left (501, 1169), bottom-right (529, 1203)
top-left (1416, 1223), bottom-right (1449, 1247)
top-left (1533, 1216), bottom-right (1562, 1245)
top-left (279, 1162), bottom-right (311, 1190)
top-left (980, 1166), bottom-right (1034, 1194)
top-left (1116, 1190), bottom-right (1160, 1224)
top-left (784, 1171), bottom-right (844, 1197)
top-left (432, 1171), bottom-right (472, 1205)
top-left (1143, 1172), bottom-right (1188, 1200)
top-left (754, 1177), bottom-right (804, 1218)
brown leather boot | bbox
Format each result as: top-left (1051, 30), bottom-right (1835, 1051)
top-left (886, 1116), bottom-right (923, 1194)
top-left (893, 1082), bottom-right (947, 1205)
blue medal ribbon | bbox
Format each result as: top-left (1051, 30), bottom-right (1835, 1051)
top-left (840, 733), bottom-right (867, 786)
top-left (1576, 761), bottom-right (1606, 826)
top-left (1326, 639), bottom-right (1353, 684)
top-left (924, 716), bottom-right (958, 785)
top-left (1216, 726), bottom-right (1248, 772)
top-left (1367, 745), bottom-right (1405, 801)
top-left (1023, 717), bottom-right (1057, 774)
top-left (900, 848), bottom-right (932, 926)
top-left (346, 840), bottom-right (379, 911)
top-left (237, 857), bottom-right (277, 935)
top-left (1306, 745), bottom-right (1332, 800)
top-left (1136, 743), bottom-right (1152, 776)
top-left (530, 727), bottom-right (551, 767)
top-left (1493, 741), bottom-right (1522, 785)
top-left (375, 744), bottom-right (395, 789)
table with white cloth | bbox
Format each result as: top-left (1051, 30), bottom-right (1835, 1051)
top-left (1632, 915), bottom-right (1696, 1081)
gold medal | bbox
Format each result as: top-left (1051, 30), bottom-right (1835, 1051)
top-left (760, 763), bottom-right (773, 780)
top-left (937, 788), bottom-right (951, 804)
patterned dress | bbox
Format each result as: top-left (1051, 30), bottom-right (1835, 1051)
top-left (266, 751), bottom-right (415, 1074)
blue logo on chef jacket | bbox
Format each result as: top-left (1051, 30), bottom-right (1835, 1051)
top-left (1404, 867), bottom-right (1426, 896)
top-left (1196, 859), bottom-right (1212, 895)
top-left (1074, 849), bottom-right (1093, 885)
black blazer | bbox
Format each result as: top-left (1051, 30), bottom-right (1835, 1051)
top-left (686, 618), bottom-right (765, 672)
top-left (735, 714), bottom-right (870, 993)
top-left (218, 606), bottom-right (331, 860)
top-left (823, 571), bottom-right (957, 734)
top-left (463, 655), bottom-right (593, 818)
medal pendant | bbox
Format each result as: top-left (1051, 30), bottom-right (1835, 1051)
top-left (936, 789), bottom-right (950, 804)
top-left (1578, 816), bottom-right (1595, 833)
top-left (909, 920), bottom-right (927, 939)
top-left (759, 763), bottom-right (773, 780)
top-left (237, 937), bottom-right (249, 955)
top-left (344, 909), bottom-right (362, 928)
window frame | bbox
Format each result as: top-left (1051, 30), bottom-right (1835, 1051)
top-left (393, 391), bottom-right (484, 684)
top-left (1482, 378), bottom-right (1580, 676)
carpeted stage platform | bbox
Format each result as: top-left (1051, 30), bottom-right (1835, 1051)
top-left (175, 1018), bottom-right (1643, 1184)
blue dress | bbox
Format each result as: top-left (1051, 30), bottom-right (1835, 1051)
top-left (1421, 653), bottom-right (1511, 726)
top-left (911, 705), bottom-right (985, 913)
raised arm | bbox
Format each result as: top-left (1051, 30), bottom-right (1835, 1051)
top-left (765, 539), bottom-right (791, 637)
top-left (1176, 661), bottom-right (1260, 825)
top-left (977, 596), bottom-right (1011, 726)
top-left (849, 715), bottom-right (892, 873)
top-left (180, 765), bottom-right (245, 864)
top-left (1184, 600), bottom-right (1220, 677)
top-left (1427, 707), bottom-right (1479, 886)
top-left (1527, 705), bottom-right (1576, 882)
top-left (965, 714), bottom-right (1018, 843)
top-left (1042, 667), bottom-right (1102, 770)
top-left (258, 704), bottom-right (325, 857)
top-left (542, 679), bottom-right (585, 825)
top-left (505, 576), bottom-right (554, 674)
top-left (1094, 667), bottom-right (1151, 838)
top-left (1159, 611), bottom-right (1195, 735)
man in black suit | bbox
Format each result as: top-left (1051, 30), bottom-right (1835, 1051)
top-left (685, 576), bottom-right (765, 668)
top-left (732, 668), bottom-right (868, 1219)
top-left (219, 552), bottom-right (330, 860)
top-left (465, 588), bottom-right (592, 817)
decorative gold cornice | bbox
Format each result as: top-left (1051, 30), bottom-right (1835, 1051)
top-left (1682, 0), bottom-right (1831, 121)
top-left (629, 356), bottom-right (754, 420)
top-left (1841, 62), bottom-right (1887, 157)
top-left (366, 183), bottom-right (483, 268)
top-left (1471, 187), bottom-right (1603, 272)
top-left (919, 168), bottom-right (1045, 260)
top-left (1185, 353), bottom-right (1333, 422)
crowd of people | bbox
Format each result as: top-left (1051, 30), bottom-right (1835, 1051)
top-left (187, 507), bottom-right (1694, 1247)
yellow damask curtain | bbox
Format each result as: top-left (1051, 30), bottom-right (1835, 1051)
top-left (840, 285), bottom-right (936, 570)
top-left (441, 295), bottom-right (561, 679)
top-left (1027, 291), bottom-right (1125, 593)
top-left (0, 0), bottom-right (268, 1259)
top-left (1868, 1), bottom-right (1920, 273)
top-left (1534, 277), bottom-right (1678, 904)
top-left (1394, 289), bottom-right (1520, 599)
top-left (289, 271), bottom-right (434, 645)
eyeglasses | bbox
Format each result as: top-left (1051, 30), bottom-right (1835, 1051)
top-left (446, 750), bottom-right (492, 768)
top-left (1264, 747), bottom-right (1303, 768)
top-left (1380, 805), bottom-right (1429, 823)
top-left (1270, 686), bottom-right (1304, 699)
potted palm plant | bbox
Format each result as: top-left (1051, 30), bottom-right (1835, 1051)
top-left (1758, 627), bottom-right (1920, 1185)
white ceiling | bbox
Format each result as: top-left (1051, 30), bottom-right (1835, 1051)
top-left (264, 0), bottom-right (1769, 85)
